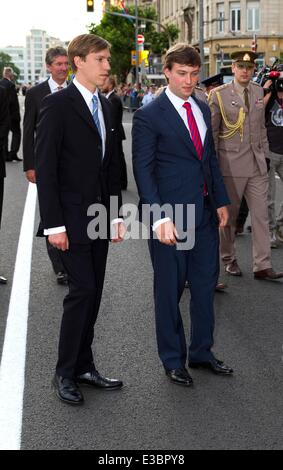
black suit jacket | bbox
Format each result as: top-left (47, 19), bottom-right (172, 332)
top-left (0, 78), bottom-right (20, 123)
top-left (35, 82), bottom-right (122, 244)
top-left (108, 91), bottom-right (126, 141)
top-left (23, 80), bottom-right (51, 171)
top-left (0, 86), bottom-right (9, 179)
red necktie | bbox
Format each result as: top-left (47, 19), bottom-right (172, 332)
top-left (183, 101), bottom-right (207, 195)
top-left (183, 102), bottom-right (203, 160)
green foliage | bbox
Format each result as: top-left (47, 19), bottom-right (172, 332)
top-left (0, 52), bottom-right (20, 82)
top-left (88, 5), bottom-right (179, 82)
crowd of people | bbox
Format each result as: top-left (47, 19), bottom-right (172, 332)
top-left (0, 35), bottom-right (282, 405)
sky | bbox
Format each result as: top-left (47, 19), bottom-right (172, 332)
top-left (0, 0), bottom-right (104, 48)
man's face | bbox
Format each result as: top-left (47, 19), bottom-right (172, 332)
top-left (164, 63), bottom-right (200, 100)
top-left (75, 48), bottom-right (111, 90)
top-left (47, 55), bottom-right (69, 84)
top-left (232, 62), bottom-right (255, 86)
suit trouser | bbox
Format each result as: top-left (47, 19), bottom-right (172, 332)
top-left (0, 177), bottom-right (3, 229)
top-left (220, 172), bottom-right (271, 272)
top-left (268, 151), bottom-right (283, 231)
top-left (118, 141), bottom-right (128, 188)
top-left (45, 237), bottom-right (65, 274)
top-left (148, 200), bottom-right (219, 370)
top-left (56, 239), bottom-right (109, 378)
top-left (3, 119), bottom-right (21, 158)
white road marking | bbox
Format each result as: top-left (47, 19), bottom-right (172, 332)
top-left (0, 183), bottom-right (37, 450)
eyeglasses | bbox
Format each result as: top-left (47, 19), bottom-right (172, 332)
top-left (236, 64), bottom-right (255, 70)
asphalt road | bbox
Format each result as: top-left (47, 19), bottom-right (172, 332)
top-left (0, 102), bottom-right (283, 450)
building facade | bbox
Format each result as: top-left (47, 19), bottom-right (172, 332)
top-left (157, 0), bottom-right (283, 76)
top-left (26, 29), bottom-right (67, 84)
top-left (0, 46), bottom-right (27, 83)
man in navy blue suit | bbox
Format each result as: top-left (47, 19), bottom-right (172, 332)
top-left (132, 44), bottom-right (233, 386)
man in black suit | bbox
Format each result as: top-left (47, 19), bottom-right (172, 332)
top-left (23, 47), bottom-right (69, 285)
top-left (35, 34), bottom-right (125, 405)
top-left (0, 67), bottom-right (21, 162)
top-left (0, 86), bottom-right (9, 283)
top-left (102, 76), bottom-right (128, 189)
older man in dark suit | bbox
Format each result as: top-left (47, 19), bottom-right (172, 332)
top-left (36, 34), bottom-right (125, 405)
top-left (0, 86), bottom-right (9, 283)
top-left (23, 47), bottom-right (69, 285)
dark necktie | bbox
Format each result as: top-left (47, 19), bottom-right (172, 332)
top-left (244, 87), bottom-right (249, 110)
top-left (183, 102), bottom-right (203, 160)
top-left (57, 86), bottom-right (63, 91)
top-left (183, 102), bottom-right (207, 195)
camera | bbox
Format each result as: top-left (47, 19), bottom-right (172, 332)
top-left (255, 60), bottom-right (283, 94)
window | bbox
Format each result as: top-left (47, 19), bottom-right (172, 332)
top-left (230, 2), bottom-right (241, 32)
top-left (217, 3), bottom-right (225, 33)
top-left (247, 1), bottom-right (260, 31)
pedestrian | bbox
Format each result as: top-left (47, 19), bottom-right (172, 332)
top-left (132, 43), bottom-right (233, 387)
top-left (35, 34), bottom-right (126, 405)
top-left (0, 67), bottom-right (21, 162)
top-left (102, 75), bottom-right (128, 190)
top-left (23, 47), bottom-right (70, 285)
top-left (263, 65), bottom-right (283, 247)
top-left (0, 85), bottom-right (9, 284)
top-left (209, 50), bottom-right (283, 280)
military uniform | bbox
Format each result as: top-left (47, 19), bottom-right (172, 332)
top-left (209, 52), bottom-right (274, 275)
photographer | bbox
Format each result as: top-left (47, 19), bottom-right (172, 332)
top-left (263, 65), bottom-right (283, 247)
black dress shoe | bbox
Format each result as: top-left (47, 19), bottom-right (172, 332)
top-left (52, 374), bottom-right (84, 405)
top-left (76, 369), bottom-right (123, 390)
top-left (165, 368), bottom-right (194, 386)
top-left (189, 358), bottom-right (233, 375)
top-left (56, 271), bottom-right (68, 285)
top-left (0, 276), bottom-right (7, 284)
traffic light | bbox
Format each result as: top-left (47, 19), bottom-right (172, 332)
top-left (251, 39), bottom-right (257, 53)
top-left (87, 0), bottom-right (94, 12)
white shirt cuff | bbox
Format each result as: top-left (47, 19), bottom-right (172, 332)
top-left (152, 217), bottom-right (171, 232)
top-left (111, 218), bottom-right (124, 225)
top-left (44, 226), bottom-right (66, 235)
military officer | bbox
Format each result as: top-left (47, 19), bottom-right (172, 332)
top-left (209, 51), bottom-right (283, 280)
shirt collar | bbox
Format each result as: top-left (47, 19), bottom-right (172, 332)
top-left (48, 76), bottom-right (67, 92)
top-left (165, 86), bottom-right (197, 111)
top-left (73, 77), bottom-right (100, 107)
top-left (234, 79), bottom-right (250, 94)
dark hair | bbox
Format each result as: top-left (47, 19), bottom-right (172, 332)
top-left (45, 47), bottom-right (67, 66)
top-left (68, 34), bottom-right (111, 72)
top-left (163, 43), bottom-right (201, 71)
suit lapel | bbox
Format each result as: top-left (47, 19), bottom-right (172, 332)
top-left (158, 92), bottom-right (203, 161)
top-left (67, 82), bottom-right (99, 133)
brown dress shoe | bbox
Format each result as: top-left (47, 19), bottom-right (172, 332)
top-left (254, 268), bottom-right (283, 280)
top-left (225, 260), bottom-right (242, 276)
top-left (215, 282), bottom-right (227, 292)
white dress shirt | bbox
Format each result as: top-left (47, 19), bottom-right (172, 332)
top-left (48, 76), bottom-right (67, 93)
top-left (152, 86), bottom-right (207, 232)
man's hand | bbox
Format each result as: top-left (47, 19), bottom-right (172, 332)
top-left (48, 232), bottom-right (69, 251)
top-left (217, 206), bottom-right (229, 227)
top-left (111, 222), bottom-right (126, 243)
top-left (263, 79), bottom-right (273, 105)
top-left (155, 220), bottom-right (178, 245)
top-left (26, 170), bottom-right (36, 184)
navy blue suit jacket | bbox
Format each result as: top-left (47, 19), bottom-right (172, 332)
top-left (132, 90), bottom-right (230, 231)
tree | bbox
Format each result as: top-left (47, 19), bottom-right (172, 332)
top-left (0, 52), bottom-right (20, 82)
top-left (88, 5), bottom-right (179, 82)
